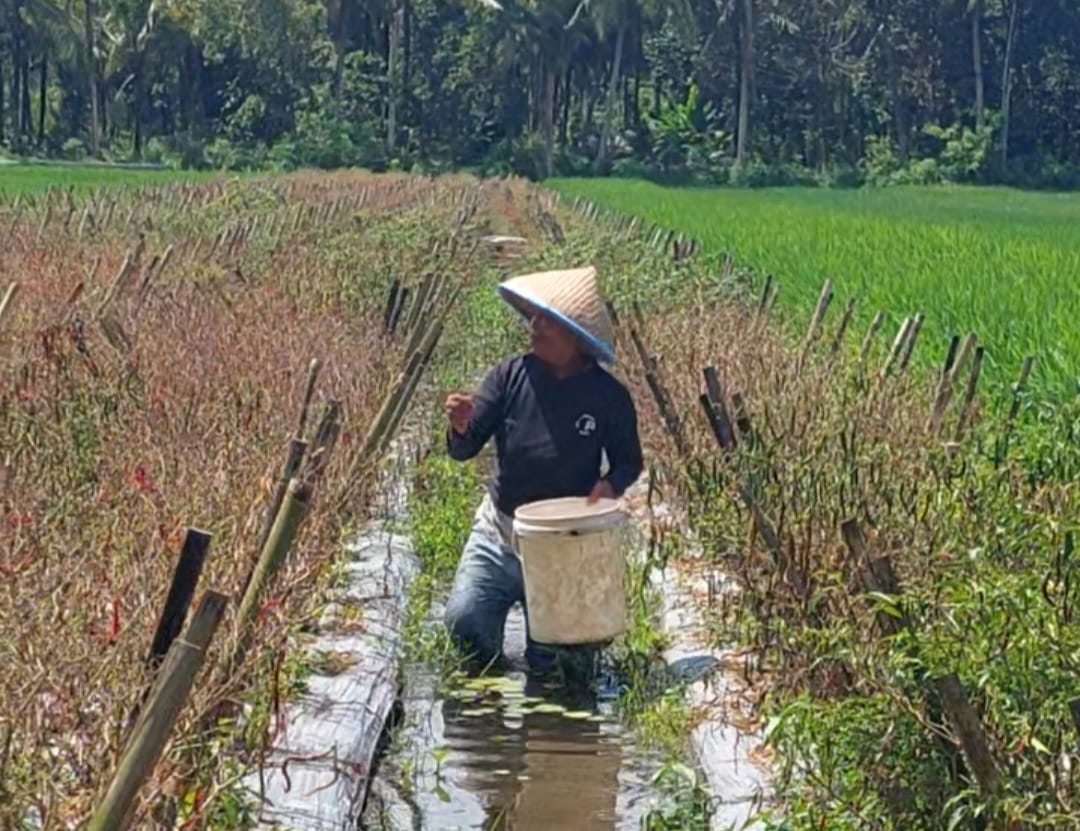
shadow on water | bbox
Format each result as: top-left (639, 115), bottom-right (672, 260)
top-left (361, 607), bottom-right (664, 831)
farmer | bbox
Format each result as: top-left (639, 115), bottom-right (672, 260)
top-left (442, 266), bottom-right (644, 671)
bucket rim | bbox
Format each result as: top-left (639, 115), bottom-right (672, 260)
top-left (512, 495), bottom-right (623, 524)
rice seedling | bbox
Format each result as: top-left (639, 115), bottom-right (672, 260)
top-left (550, 179), bottom-right (1080, 396)
top-left (0, 163), bottom-right (214, 195)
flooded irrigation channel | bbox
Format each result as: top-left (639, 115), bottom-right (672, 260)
top-left (361, 607), bottom-right (665, 831)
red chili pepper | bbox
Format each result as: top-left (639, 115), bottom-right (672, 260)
top-left (107, 597), bottom-right (122, 644)
top-left (131, 465), bottom-right (157, 495)
top-left (4, 511), bottom-right (33, 530)
top-left (257, 597), bottom-right (282, 622)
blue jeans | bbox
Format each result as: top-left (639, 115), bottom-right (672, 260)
top-left (443, 496), bottom-right (555, 671)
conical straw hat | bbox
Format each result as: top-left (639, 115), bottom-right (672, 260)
top-left (497, 266), bottom-right (616, 364)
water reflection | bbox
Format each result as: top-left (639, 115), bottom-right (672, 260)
top-left (365, 611), bottom-right (660, 831)
top-left (439, 676), bottom-right (625, 830)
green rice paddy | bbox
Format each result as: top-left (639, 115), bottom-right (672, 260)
top-left (0, 162), bottom-right (213, 195)
top-left (550, 179), bottom-right (1080, 396)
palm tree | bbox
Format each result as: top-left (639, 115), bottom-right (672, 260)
top-left (475, 0), bottom-right (586, 177)
top-left (564, 0), bottom-right (644, 172)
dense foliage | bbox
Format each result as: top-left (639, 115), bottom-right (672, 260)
top-left (2, 0), bottom-right (1079, 186)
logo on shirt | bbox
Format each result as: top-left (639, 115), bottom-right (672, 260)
top-left (575, 413), bottom-right (597, 437)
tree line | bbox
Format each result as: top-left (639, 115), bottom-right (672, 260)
top-left (2, 0), bottom-right (1078, 186)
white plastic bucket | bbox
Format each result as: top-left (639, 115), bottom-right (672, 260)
top-left (512, 496), bottom-right (628, 645)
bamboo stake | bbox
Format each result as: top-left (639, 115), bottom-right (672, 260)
top-left (35, 203), bottom-right (53, 243)
top-left (933, 673), bottom-right (1002, 795)
top-left (379, 321), bottom-right (447, 457)
top-left (77, 205), bottom-right (93, 237)
top-left (255, 438), bottom-right (308, 557)
top-left (879, 316), bottom-right (914, 379)
top-left (755, 276), bottom-right (774, 319)
top-left (927, 335), bottom-right (961, 433)
top-left (801, 279), bottom-right (834, 357)
top-left (928, 333), bottom-right (978, 434)
top-left (1070, 699), bottom-right (1080, 736)
top-left (701, 366), bottom-right (737, 450)
top-left (88, 591), bottom-right (228, 831)
top-left (954, 346), bottom-right (986, 440)
top-left (842, 518), bottom-right (1000, 796)
top-left (0, 282), bottom-right (18, 332)
top-left (383, 279), bottom-right (403, 333)
top-left (947, 332), bottom-right (978, 387)
top-left (96, 253), bottom-right (137, 319)
top-left (381, 284), bottom-right (462, 453)
top-left (147, 529), bottom-right (213, 667)
top-left (228, 479), bottom-right (311, 675)
top-left (628, 320), bottom-right (689, 458)
top-left (404, 278), bottom-right (445, 358)
top-left (356, 349), bottom-right (425, 464)
top-left (403, 273), bottom-right (437, 346)
top-left (699, 395), bottom-right (737, 453)
top-left (731, 393), bottom-right (754, 444)
top-left (141, 245), bottom-right (174, 297)
top-left (763, 283), bottom-right (780, 317)
top-left (99, 314), bottom-right (133, 354)
top-left (897, 312), bottom-right (925, 372)
top-left (1005, 355), bottom-right (1036, 427)
top-left (296, 358), bottom-right (322, 438)
top-left (829, 296), bottom-right (857, 357)
top-left (302, 400), bottom-right (343, 485)
top-left (859, 311), bottom-right (886, 362)
top-left (7, 200), bottom-right (24, 238)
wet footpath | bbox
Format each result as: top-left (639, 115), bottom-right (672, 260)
top-left (362, 605), bottom-right (663, 831)
top-left (243, 461), bottom-right (769, 831)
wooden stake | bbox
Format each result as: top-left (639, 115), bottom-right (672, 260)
top-left (859, 311), bottom-right (885, 362)
top-left (897, 312), bottom-right (925, 372)
top-left (954, 346), bottom-right (985, 440)
top-left (296, 358), bottom-right (322, 438)
top-left (1005, 355), bottom-right (1036, 428)
top-left (256, 438), bottom-right (308, 558)
top-left (932, 673), bottom-right (1001, 795)
top-left (829, 296), bottom-right (857, 357)
top-left (229, 479), bottom-right (311, 675)
top-left (383, 278), bottom-right (403, 333)
top-left (88, 591), bottom-right (228, 831)
top-left (147, 529), bottom-right (212, 667)
top-left (701, 367), bottom-right (737, 450)
top-left (96, 253), bottom-right (137, 319)
top-left (801, 279), bottom-right (834, 356)
top-left (0, 282), bottom-right (18, 332)
top-left (1069, 699), bottom-right (1080, 736)
top-left (628, 320), bottom-right (688, 458)
top-left (880, 316), bottom-right (914, 379)
top-left (302, 400), bottom-right (343, 485)
top-left (842, 517), bottom-right (1001, 796)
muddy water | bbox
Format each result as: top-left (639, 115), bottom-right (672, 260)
top-left (362, 607), bottom-right (663, 831)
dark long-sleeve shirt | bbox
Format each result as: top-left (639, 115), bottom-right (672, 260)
top-left (447, 354), bottom-right (644, 517)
